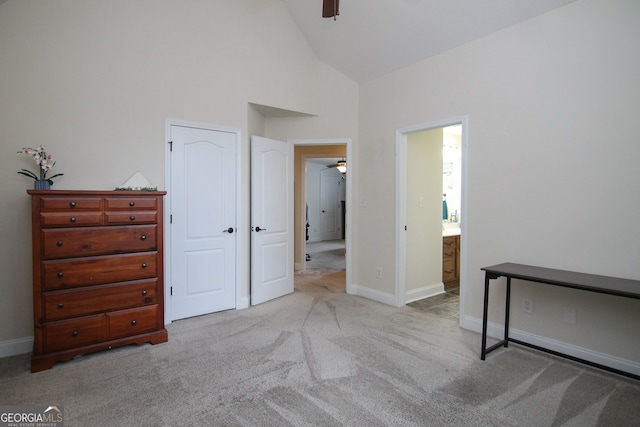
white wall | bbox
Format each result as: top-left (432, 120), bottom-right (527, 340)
top-left (0, 0), bottom-right (358, 353)
top-left (357, 0), bottom-right (640, 364)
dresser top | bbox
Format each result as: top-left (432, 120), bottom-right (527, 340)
top-left (28, 190), bottom-right (167, 196)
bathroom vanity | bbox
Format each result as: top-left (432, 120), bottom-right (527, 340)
top-left (442, 229), bottom-right (460, 286)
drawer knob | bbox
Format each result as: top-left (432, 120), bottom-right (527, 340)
top-left (57, 272), bottom-right (63, 278)
top-left (72, 331), bottom-right (79, 337)
top-left (56, 241), bottom-right (63, 247)
top-left (131, 320), bottom-right (137, 326)
top-left (129, 201), bottom-right (135, 207)
top-left (141, 263), bottom-right (147, 269)
top-left (57, 303), bottom-right (64, 309)
top-left (140, 235), bottom-right (146, 241)
top-left (69, 201), bottom-right (76, 208)
top-left (70, 217), bottom-right (76, 223)
top-left (129, 215), bottom-right (136, 221)
top-left (142, 290), bottom-right (147, 296)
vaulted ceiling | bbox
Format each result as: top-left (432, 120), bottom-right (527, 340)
top-left (282, 0), bottom-right (577, 82)
top-left (0, 0), bottom-right (578, 83)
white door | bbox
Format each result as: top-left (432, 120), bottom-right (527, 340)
top-left (319, 170), bottom-right (341, 240)
top-left (170, 124), bottom-right (237, 320)
top-left (251, 136), bottom-right (294, 305)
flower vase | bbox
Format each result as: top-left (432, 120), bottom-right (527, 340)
top-left (34, 180), bottom-right (51, 190)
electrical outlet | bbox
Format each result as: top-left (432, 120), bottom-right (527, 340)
top-left (522, 298), bottom-right (533, 314)
top-left (563, 306), bottom-right (576, 324)
top-left (376, 267), bottom-right (383, 278)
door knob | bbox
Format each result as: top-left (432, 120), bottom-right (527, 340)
top-left (255, 226), bottom-right (266, 232)
top-left (223, 227), bottom-right (234, 233)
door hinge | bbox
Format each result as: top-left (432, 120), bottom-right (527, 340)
top-left (170, 286), bottom-right (173, 296)
top-left (168, 141), bottom-right (173, 152)
top-left (170, 214), bottom-right (173, 224)
top-left (405, 225), bottom-right (407, 231)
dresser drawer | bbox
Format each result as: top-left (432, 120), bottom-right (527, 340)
top-left (44, 314), bottom-right (106, 353)
top-left (105, 211), bottom-right (158, 225)
top-left (43, 279), bottom-right (158, 321)
top-left (40, 196), bottom-right (103, 211)
top-left (42, 225), bottom-right (157, 259)
top-left (443, 236), bottom-right (456, 249)
top-left (40, 212), bottom-right (103, 228)
top-left (108, 305), bottom-right (160, 340)
top-left (42, 252), bottom-right (158, 290)
top-left (443, 259), bottom-right (457, 281)
top-left (443, 245), bottom-right (456, 259)
top-left (105, 197), bottom-right (158, 210)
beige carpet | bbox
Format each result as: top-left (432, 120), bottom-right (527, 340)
top-left (1, 264), bottom-right (639, 426)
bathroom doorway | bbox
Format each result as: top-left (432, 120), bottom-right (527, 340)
top-left (395, 116), bottom-right (467, 324)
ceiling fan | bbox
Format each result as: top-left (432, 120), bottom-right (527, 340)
top-left (327, 159), bottom-right (347, 173)
top-left (322, 0), bottom-right (339, 20)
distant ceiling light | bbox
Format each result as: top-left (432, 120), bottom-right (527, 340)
top-left (327, 159), bottom-right (347, 173)
top-left (322, 0), bottom-right (339, 20)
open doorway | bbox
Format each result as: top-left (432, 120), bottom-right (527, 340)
top-left (291, 139), bottom-right (352, 295)
top-left (395, 117), bottom-right (467, 325)
top-left (305, 159), bottom-right (346, 282)
top-left (405, 125), bottom-right (461, 318)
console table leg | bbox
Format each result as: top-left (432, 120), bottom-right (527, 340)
top-left (504, 276), bottom-right (511, 348)
top-left (481, 272), bottom-right (490, 360)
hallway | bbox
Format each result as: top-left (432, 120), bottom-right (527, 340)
top-left (297, 239), bottom-right (459, 321)
top-left (295, 239), bottom-right (346, 293)
top-left (304, 240), bottom-right (346, 271)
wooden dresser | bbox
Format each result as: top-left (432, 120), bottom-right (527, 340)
top-left (28, 190), bottom-right (168, 372)
top-left (442, 234), bottom-right (460, 286)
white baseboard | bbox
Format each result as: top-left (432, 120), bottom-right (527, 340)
top-left (236, 296), bottom-right (250, 310)
top-left (461, 314), bottom-right (640, 377)
top-left (405, 282), bottom-right (445, 303)
top-left (0, 336), bottom-right (33, 358)
top-left (349, 283), bottom-right (397, 306)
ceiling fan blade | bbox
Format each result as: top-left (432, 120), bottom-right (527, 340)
top-left (322, 0), bottom-right (339, 18)
top-left (327, 159), bottom-right (346, 169)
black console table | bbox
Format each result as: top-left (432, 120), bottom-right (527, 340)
top-left (480, 262), bottom-right (640, 380)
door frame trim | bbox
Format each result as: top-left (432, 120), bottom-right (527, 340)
top-left (395, 116), bottom-right (468, 319)
top-left (289, 138), bottom-right (353, 295)
top-left (164, 119), bottom-right (243, 323)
